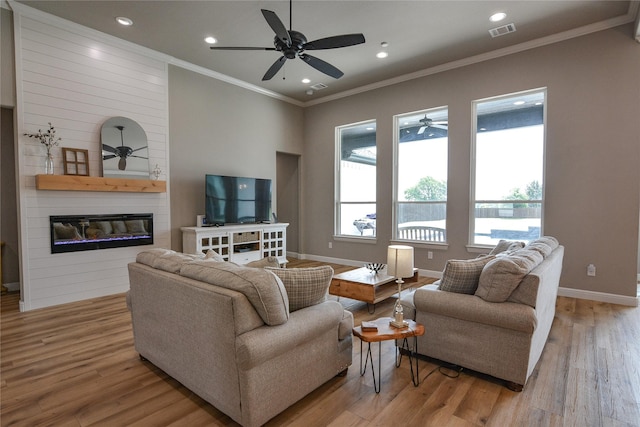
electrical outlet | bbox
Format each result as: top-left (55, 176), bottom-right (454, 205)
top-left (328, 242), bottom-right (332, 249)
top-left (587, 264), bottom-right (596, 277)
top-left (428, 251), bottom-right (433, 260)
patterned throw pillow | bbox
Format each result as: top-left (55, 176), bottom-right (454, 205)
top-left (266, 266), bottom-right (334, 312)
top-left (439, 255), bottom-right (496, 294)
top-left (489, 240), bottom-right (525, 255)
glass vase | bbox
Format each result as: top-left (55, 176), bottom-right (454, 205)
top-left (44, 152), bottom-right (54, 175)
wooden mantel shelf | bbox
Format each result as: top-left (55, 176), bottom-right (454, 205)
top-left (36, 174), bottom-right (166, 193)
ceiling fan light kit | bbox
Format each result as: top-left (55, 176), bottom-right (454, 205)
top-left (209, 0), bottom-right (365, 81)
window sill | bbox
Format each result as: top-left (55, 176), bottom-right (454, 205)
top-left (333, 235), bottom-right (377, 245)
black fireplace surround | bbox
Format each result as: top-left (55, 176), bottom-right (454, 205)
top-left (50, 213), bottom-right (153, 254)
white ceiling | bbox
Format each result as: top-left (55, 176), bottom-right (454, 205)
top-left (10, 1), bottom-right (640, 104)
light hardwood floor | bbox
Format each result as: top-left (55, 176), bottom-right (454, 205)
top-left (1, 259), bottom-right (639, 426)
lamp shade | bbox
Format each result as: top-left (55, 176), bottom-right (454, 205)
top-left (387, 245), bottom-right (414, 278)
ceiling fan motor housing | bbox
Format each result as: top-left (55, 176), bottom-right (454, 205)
top-left (274, 30), bottom-right (307, 59)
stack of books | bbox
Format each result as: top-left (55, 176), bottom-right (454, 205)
top-left (361, 321), bottom-right (378, 332)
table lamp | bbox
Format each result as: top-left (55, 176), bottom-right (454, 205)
top-left (387, 245), bottom-right (414, 328)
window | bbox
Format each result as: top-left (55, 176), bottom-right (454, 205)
top-left (336, 120), bottom-right (376, 237)
top-left (471, 89), bottom-right (546, 245)
top-left (394, 107), bottom-right (448, 242)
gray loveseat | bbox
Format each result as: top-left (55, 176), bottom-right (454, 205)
top-left (401, 237), bottom-right (564, 390)
top-left (127, 249), bottom-right (353, 427)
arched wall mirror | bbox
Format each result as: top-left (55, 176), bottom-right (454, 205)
top-left (101, 117), bottom-right (149, 179)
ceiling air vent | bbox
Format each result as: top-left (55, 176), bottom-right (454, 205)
top-left (310, 83), bottom-right (328, 90)
top-left (489, 23), bottom-right (516, 38)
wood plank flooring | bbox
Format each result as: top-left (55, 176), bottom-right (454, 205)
top-left (1, 258), bottom-right (639, 426)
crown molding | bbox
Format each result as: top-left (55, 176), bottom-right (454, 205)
top-left (304, 11), bottom-right (638, 107)
top-left (169, 57), bottom-right (304, 107)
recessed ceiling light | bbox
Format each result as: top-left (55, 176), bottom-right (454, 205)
top-left (204, 36), bottom-right (217, 44)
top-left (302, 78), bottom-right (311, 84)
top-left (376, 51), bottom-right (388, 59)
top-left (490, 12), bottom-right (506, 22)
top-left (513, 100), bottom-right (525, 105)
top-left (115, 16), bottom-right (133, 26)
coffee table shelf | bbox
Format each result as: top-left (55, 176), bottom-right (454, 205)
top-left (329, 267), bottom-right (417, 305)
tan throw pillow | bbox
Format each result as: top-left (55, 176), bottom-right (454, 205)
top-left (266, 266), bottom-right (333, 312)
top-left (111, 221), bottom-right (127, 234)
top-left (96, 221), bottom-right (113, 235)
top-left (438, 255), bottom-right (495, 294)
top-left (475, 250), bottom-right (543, 302)
top-left (205, 249), bottom-right (225, 262)
top-left (245, 256), bottom-right (281, 268)
top-left (489, 240), bottom-right (525, 255)
top-left (181, 260), bottom-right (289, 326)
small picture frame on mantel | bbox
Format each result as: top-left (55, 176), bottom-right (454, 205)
top-left (62, 148), bottom-right (90, 176)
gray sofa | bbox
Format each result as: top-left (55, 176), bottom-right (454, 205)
top-left (127, 249), bottom-right (353, 427)
top-left (401, 237), bottom-right (564, 390)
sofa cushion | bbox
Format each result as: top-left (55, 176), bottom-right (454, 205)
top-left (439, 255), bottom-right (495, 294)
top-left (489, 240), bottom-right (525, 255)
top-left (181, 260), bottom-right (289, 326)
top-left (476, 249), bottom-right (544, 302)
top-left (266, 266), bottom-right (333, 312)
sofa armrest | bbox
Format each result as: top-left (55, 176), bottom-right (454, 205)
top-left (412, 287), bottom-right (537, 333)
top-left (236, 300), bottom-right (345, 370)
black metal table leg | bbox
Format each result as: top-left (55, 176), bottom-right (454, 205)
top-left (359, 340), bottom-right (381, 393)
top-left (395, 337), bottom-right (420, 386)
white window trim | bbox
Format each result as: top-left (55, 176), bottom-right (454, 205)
top-left (469, 87), bottom-right (548, 247)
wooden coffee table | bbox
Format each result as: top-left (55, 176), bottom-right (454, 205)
top-left (352, 317), bottom-right (425, 393)
top-left (329, 267), bottom-right (418, 312)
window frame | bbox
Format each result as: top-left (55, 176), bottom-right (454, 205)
top-left (334, 119), bottom-right (377, 240)
top-left (392, 107), bottom-right (449, 246)
top-left (469, 88), bottom-right (547, 248)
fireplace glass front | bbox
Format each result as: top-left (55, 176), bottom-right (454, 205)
top-left (50, 213), bottom-right (153, 254)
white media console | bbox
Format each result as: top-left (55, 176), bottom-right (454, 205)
top-left (181, 223), bottom-right (288, 265)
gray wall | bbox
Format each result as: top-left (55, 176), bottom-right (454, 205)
top-left (168, 66), bottom-right (304, 250)
top-left (303, 24), bottom-right (640, 298)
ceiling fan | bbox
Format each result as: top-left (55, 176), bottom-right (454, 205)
top-left (418, 115), bottom-right (448, 134)
top-left (102, 125), bottom-right (148, 171)
top-left (209, 0), bottom-right (365, 81)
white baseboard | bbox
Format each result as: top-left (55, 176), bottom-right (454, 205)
top-left (557, 286), bottom-right (638, 307)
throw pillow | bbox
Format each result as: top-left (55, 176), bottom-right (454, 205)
top-left (205, 249), bottom-right (225, 262)
top-left (181, 260), bottom-right (289, 325)
top-left (95, 221), bottom-right (113, 235)
top-left (489, 240), bottom-right (525, 255)
top-left (438, 255), bottom-right (496, 294)
top-left (245, 256), bottom-right (280, 268)
top-left (475, 250), bottom-right (543, 302)
top-left (266, 266), bottom-right (333, 312)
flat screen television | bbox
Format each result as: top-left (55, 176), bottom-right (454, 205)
top-left (205, 175), bottom-right (272, 225)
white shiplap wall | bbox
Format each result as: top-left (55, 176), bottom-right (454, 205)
top-left (13, 5), bottom-right (171, 311)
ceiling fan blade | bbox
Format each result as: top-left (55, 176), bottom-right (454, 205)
top-left (210, 46), bottom-right (277, 51)
top-left (102, 154), bottom-right (117, 160)
top-left (131, 146), bottom-right (148, 153)
top-left (130, 155), bottom-right (149, 159)
top-left (417, 126), bottom-right (427, 135)
top-left (432, 124), bottom-right (448, 130)
top-left (299, 54), bottom-right (343, 79)
top-left (261, 9), bottom-right (290, 47)
top-left (262, 56), bottom-right (287, 81)
top-left (118, 157), bottom-right (127, 171)
top-left (304, 33), bottom-right (365, 50)
top-left (102, 144), bottom-right (117, 154)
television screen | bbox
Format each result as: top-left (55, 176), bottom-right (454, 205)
top-left (205, 175), bottom-right (272, 225)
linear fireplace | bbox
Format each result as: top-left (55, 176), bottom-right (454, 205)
top-left (50, 213), bottom-right (153, 254)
